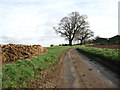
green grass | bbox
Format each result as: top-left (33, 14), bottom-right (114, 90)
top-left (2, 46), bottom-right (71, 88)
top-left (78, 46), bottom-right (120, 64)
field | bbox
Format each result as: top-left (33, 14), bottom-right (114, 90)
top-left (86, 45), bottom-right (120, 49)
top-left (78, 45), bottom-right (120, 65)
top-left (2, 46), bottom-right (71, 88)
top-left (2, 45), bottom-right (120, 88)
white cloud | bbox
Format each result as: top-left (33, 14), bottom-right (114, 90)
top-left (0, 34), bottom-right (32, 44)
top-left (89, 16), bottom-right (118, 38)
top-left (0, 0), bottom-right (119, 46)
top-left (89, 16), bottom-right (117, 30)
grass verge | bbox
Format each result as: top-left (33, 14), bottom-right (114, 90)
top-left (78, 46), bottom-right (120, 65)
top-left (2, 46), bottom-right (71, 88)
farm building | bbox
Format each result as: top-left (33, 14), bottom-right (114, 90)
top-left (94, 35), bottom-right (120, 45)
top-left (109, 35), bottom-right (120, 45)
top-left (94, 38), bottom-right (108, 45)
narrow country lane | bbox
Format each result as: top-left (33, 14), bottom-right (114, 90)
top-left (59, 48), bottom-right (116, 88)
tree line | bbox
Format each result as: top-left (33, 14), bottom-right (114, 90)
top-left (53, 11), bottom-right (94, 46)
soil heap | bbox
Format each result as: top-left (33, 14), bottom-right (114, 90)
top-left (1, 44), bottom-right (48, 62)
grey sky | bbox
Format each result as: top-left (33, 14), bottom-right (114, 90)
top-left (0, 0), bottom-right (118, 47)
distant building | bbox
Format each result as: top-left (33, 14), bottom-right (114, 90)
top-left (109, 35), bottom-right (120, 45)
top-left (94, 35), bottom-right (120, 45)
top-left (94, 38), bottom-right (108, 45)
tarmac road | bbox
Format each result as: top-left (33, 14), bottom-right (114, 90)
top-left (59, 48), bottom-right (117, 88)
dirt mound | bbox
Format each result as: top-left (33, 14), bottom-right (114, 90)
top-left (1, 44), bottom-right (48, 62)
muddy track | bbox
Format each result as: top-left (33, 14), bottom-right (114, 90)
top-left (13, 47), bottom-right (118, 89)
top-left (58, 48), bottom-right (117, 88)
top-left (76, 48), bottom-right (120, 88)
top-left (24, 48), bottom-right (72, 89)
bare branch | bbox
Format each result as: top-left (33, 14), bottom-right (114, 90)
top-left (53, 11), bottom-right (93, 46)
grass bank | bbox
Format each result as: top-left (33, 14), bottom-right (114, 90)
top-left (2, 46), bottom-right (71, 88)
top-left (78, 46), bottom-right (120, 65)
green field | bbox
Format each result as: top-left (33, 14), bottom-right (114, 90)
top-left (2, 45), bottom-right (119, 88)
top-left (2, 46), bottom-right (71, 88)
top-left (78, 46), bottom-right (120, 64)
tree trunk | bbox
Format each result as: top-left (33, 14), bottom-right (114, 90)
top-left (80, 40), bottom-right (83, 45)
top-left (69, 40), bottom-right (72, 46)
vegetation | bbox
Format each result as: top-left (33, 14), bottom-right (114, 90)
top-left (2, 46), bottom-right (71, 88)
top-left (78, 46), bottom-right (120, 64)
top-left (74, 28), bottom-right (94, 45)
top-left (53, 11), bottom-right (94, 46)
top-left (3, 44), bottom-right (119, 88)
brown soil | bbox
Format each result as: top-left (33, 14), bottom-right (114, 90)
top-left (5, 47), bottom-right (116, 89)
top-left (1, 44), bottom-right (48, 62)
top-left (2, 60), bottom-right (16, 66)
top-left (58, 48), bottom-right (116, 88)
top-left (24, 48), bottom-right (72, 88)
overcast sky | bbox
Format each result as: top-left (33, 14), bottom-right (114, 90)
top-left (0, 0), bottom-right (119, 47)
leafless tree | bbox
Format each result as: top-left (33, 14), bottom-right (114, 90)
top-left (94, 35), bottom-right (101, 40)
top-left (74, 28), bottom-right (94, 45)
top-left (53, 11), bottom-right (90, 46)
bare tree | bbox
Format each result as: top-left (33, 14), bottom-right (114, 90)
top-left (53, 12), bottom-right (89, 46)
top-left (75, 28), bottom-right (94, 45)
top-left (94, 35), bottom-right (101, 40)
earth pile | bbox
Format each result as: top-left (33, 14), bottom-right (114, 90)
top-left (1, 44), bottom-right (48, 62)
